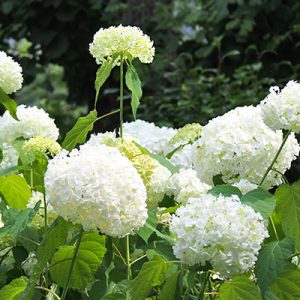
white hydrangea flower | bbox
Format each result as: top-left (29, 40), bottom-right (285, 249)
top-left (90, 25), bottom-right (155, 64)
top-left (84, 132), bottom-right (171, 208)
top-left (45, 144), bottom-right (147, 237)
top-left (0, 105), bottom-right (59, 144)
top-left (193, 106), bottom-right (299, 189)
top-left (231, 179), bottom-right (258, 195)
top-left (260, 81), bottom-right (300, 133)
top-left (169, 143), bottom-right (198, 170)
top-left (0, 51), bottom-right (23, 94)
top-left (167, 169), bottom-right (211, 204)
top-left (0, 142), bottom-right (19, 170)
top-left (123, 119), bottom-right (177, 155)
top-left (170, 194), bottom-right (268, 277)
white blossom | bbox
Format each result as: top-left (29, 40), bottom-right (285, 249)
top-left (170, 194), bottom-right (268, 277)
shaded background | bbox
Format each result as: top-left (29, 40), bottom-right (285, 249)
top-left (0, 0), bottom-right (299, 179)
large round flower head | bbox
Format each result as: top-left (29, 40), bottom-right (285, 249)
top-left (194, 106), bottom-right (299, 189)
top-left (23, 136), bottom-right (61, 157)
top-left (260, 80), bottom-right (300, 133)
top-left (170, 194), bottom-right (268, 277)
top-left (45, 144), bottom-right (147, 237)
top-left (169, 143), bottom-right (198, 170)
top-left (84, 132), bottom-right (171, 208)
top-left (164, 123), bottom-right (202, 155)
top-left (0, 51), bottom-right (23, 94)
top-left (123, 119), bottom-right (177, 155)
top-left (0, 142), bottom-right (19, 170)
top-left (0, 105), bottom-right (59, 144)
top-left (89, 25), bottom-right (155, 65)
top-left (167, 169), bottom-right (211, 204)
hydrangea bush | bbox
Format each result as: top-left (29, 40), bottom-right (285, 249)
top-left (0, 25), bottom-right (300, 300)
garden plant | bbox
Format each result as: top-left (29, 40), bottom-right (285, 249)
top-left (0, 25), bottom-right (300, 300)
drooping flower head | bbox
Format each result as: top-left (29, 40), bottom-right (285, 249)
top-left (45, 144), bottom-right (148, 237)
top-left (123, 119), bottom-right (177, 155)
top-left (260, 80), bottom-right (300, 133)
top-left (193, 106), bottom-right (299, 189)
top-left (0, 51), bottom-right (23, 94)
top-left (170, 194), bottom-right (268, 277)
top-left (89, 25), bottom-right (155, 65)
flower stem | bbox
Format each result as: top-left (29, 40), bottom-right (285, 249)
top-left (259, 129), bottom-right (292, 186)
top-left (126, 235), bottom-right (132, 280)
top-left (43, 193), bottom-right (48, 229)
top-left (198, 272), bottom-right (210, 300)
top-left (119, 55), bottom-right (124, 139)
top-left (61, 227), bottom-right (84, 300)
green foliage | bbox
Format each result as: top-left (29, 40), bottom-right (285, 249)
top-left (275, 182), bottom-right (300, 249)
top-left (125, 64), bottom-right (143, 119)
top-left (0, 276), bottom-right (28, 300)
top-left (241, 188), bottom-right (276, 219)
top-left (50, 232), bottom-right (106, 289)
top-left (62, 109), bottom-right (97, 151)
top-left (217, 275), bottom-right (262, 300)
top-left (0, 174), bottom-right (31, 209)
top-left (160, 270), bottom-right (180, 300)
top-left (0, 88), bottom-right (18, 120)
top-left (208, 184), bottom-right (242, 198)
top-left (136, 211), bottom-right (157, 243)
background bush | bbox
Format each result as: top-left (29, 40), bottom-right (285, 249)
top-left (0, 0), bottom-right (299, 177)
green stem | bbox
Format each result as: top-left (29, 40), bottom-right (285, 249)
top-left (119, 55), bottom-right (124, 139)
top-left (199, 272), bottom-right (209, 300)
top-left (43, 193), bottom-right (48, 229)
top-left (61, 227), bottom-right (84, 300)
top-left (259, 129), bottom-right (292, 186)
top-left (270, 216), bottom-right (279, 241)
top-left (126, 235), bottom-right (131, 280)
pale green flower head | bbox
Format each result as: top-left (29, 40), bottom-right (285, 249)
top-left (23, 136), bottom-right (61, 157)
top-left (89, 25), bottom-right (155, 65)
top-left (168, 123), bottom-right (202, 148)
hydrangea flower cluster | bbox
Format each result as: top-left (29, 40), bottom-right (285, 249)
top-left (123, 119), bottom-right (177, 155)
top-left (23, 136), bottom-right (61, 157)
top-left (260, 80), bottom-right (300, 133)
top-left (193, 106), bottom-right (299, 189)
top-left (167, 169), bottom-right (211, 204)
top-left (0, 51), bottom-right (23, 94)
top-left (0, 105), bottom-right (59, 170)
top-left (168, 144), bottom-right (197, 170)
top-left (45, 144), bottom-right (148, 237)
top-left (170, 194), bottom-right (268, 277)
top-left (84, 132), bottom-right (171, 208)
top-left (89, 25), bottom-right (155, 64)
top-left (231, 179), bottom-right (258, 195)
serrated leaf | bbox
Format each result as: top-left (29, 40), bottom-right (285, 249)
top-left (128, 256), bottom-right (168, 300)
top-left (275, 182), bottom-right (300, 249)
top-left (0, 87), bottom-right (18, 120)
top-left (136, 211), bottom-right (157, 243)
top-left (125, 64), bottom-right (142, 119)
top-left (50, 232), bottom-right (106, 289)
top-left (94, 55), bottom-right (118, 105)
top-left (0, 174), bottom-right (32, 209)
top-left (0, 203), bottom-right (40, 239)
top-left (271, 270), bottom-right (300, 299)
top-left (62, 110), bottom-right (97, 151)
top-left (241, 188), bottom-right (276, 219)
top-left (218, 275), bottom-right (262, 300)
top-left (0, 277), bottom-right (28, 300)
top-left (255, 237), bottom-right (295, 292)
top-left (160, 271), bottom-right (180, 300)
top-left (208, 184), bottom-right (242, 198)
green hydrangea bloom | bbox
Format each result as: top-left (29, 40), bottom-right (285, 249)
top-left (23, 136), bottom-right (61, 157)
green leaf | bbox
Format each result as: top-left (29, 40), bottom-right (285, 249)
top-left (241, 188), bottom-right (276, 219)
top-left (218, 275), bottom-right (262, 300)
top-left (0, 165), bottom-right (31, 177)
top-left (160, 271), bottom-right (180, 300)
top-left (255, 237), bottom-right (295, 292)
top-left (125, 64), bottom-right (143, 119)
top-left (208, 184), bottom-right (242, 198)
top-left (62, 110), bottom-right (97, 151)
top-left (0, 174), bottom-right (32, 209)
top-left (136, 211), bottom-right (157, 243)
top-left (128, 256), bottom-right (168, 300)
top-left (50, 232), bottom-right (106, 289)
top-left (135, 142), bottom-right (179, 174)
top-left (94, 55), bottom-right (118, 105)
top-left (0, 87), bottom-right (18, 120)
top-left (0, 204), bottom-right (40, 239)
top-left (0, 277), bottom-right (28, 300)
top-left (275, 182), bottom-right (300, 248)
top-left (271, 270), bottom-right (300, 299)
